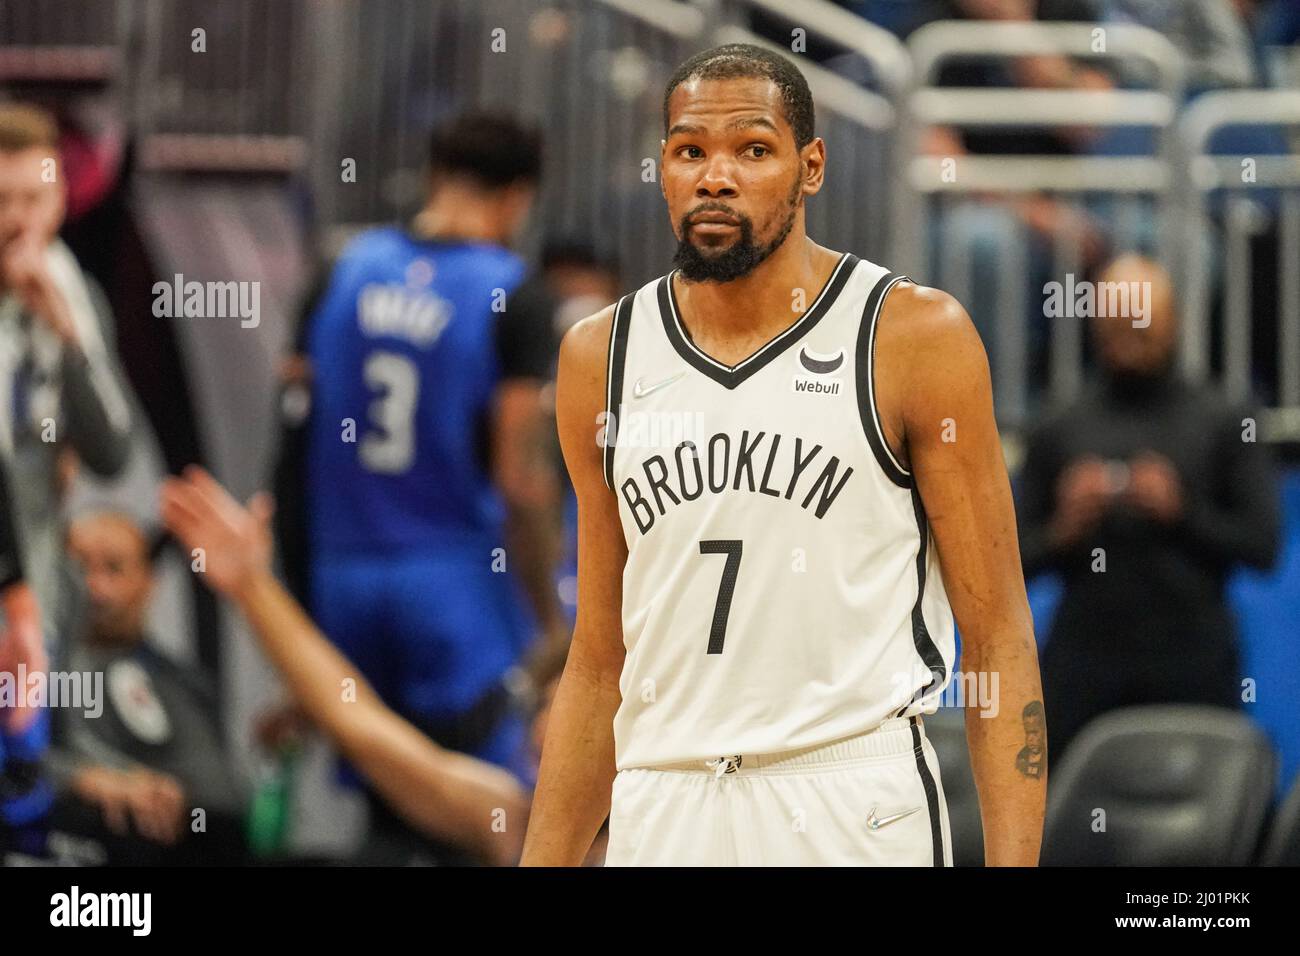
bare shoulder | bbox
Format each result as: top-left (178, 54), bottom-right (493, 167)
top-left (557, 302), bottom-right (617, 394)
top-left (872, 282), bottom-right (992, 466)
top-left (875, 280), bottom-right (989, 391)
top-left (555, 303), bottom-right (618, 487)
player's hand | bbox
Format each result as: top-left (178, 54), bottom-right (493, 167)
top-left (0, 582), bottom-right (48, 734)
top-left (74, 766), bottom-right (186, 844)
top-left (159, 466), bottom-right (274, 599)
top-left (1049, 456), bottom-right (1112, 547)
top-left (0, 236), bottom-right (79, 344)
top-left (1125, 451), bottom-right (1183, 523)
top-left (126, 769), bottom-right (187, 845)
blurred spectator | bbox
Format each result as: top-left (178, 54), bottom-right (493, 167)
top-left (529, 237), bottom-right (623, 622)
top-left (0, 458), bottom-right (52, 855)
top-left (832, 0), bottom-right (951, 39)
top-left (539, 237), bottom-right (622, 340)
top-left (40, 511), bottom-right (245, 863)
top-left (1102, 0), bottom-right (1258, 92)
top-left (270, 262), bottom-right (332, 609)
top-left (0, 458), bottom-right (45, 735)
top-left (832, 1), bottom-right (1117, 402)
top-left (1244, 0), bottom-right (1300, 86)
top-left (0, 103), bottom-right (133, 641)
top-left (1016, 255), bottom-right (1281, 761)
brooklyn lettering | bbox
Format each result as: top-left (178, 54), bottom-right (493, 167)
top-left (620, 430), bottom-right (852, 535)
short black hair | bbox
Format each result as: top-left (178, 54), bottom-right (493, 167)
top-left (663, 44), bottom-right (815, 149)
top-left (428, 111), bottom-right (543, 189)
top-left (541, 235), bottom-right (620, 277)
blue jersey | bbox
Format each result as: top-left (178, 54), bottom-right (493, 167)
top-left (305, 228), bottom-right (527, 556)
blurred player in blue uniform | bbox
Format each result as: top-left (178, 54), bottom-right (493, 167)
top-left (302, 113), bottom-right (564, 809)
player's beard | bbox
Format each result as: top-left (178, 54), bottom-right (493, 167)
top-left (672, 174), bottom-right (801, 283)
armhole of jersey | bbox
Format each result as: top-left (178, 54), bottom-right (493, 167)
top-left (603, 293), bottom-right (633, 490)
top-left (855, 272), bottom-right (913, 489)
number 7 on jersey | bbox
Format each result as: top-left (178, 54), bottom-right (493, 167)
top-left (698, 539), bottom-right (743, 655)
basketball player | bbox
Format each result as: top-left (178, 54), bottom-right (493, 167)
top-left (520, 45), bottom-right (1046, 866)
top-left (302, 112), bottom-right (564, 797)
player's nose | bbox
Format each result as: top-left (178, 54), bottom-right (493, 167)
top-left (695, 160), bottom-right (739, 196)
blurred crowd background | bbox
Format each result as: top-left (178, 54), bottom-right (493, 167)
top-left (0, 0), bottom-right (1297, 866)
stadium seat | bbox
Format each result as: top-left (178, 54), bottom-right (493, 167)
top-left (1260, 774), bottom-right (1300, 866)
top-left (924, 707), bottom-right (985, 867)
top-left (1043, 706), bottom-right (1275, 866)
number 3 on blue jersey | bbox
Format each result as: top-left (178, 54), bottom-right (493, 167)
top-left (360, 350), bottom-right (419, 474)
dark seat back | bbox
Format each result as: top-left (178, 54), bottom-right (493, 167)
top-left (1044, 705), bottom-right (1275, 866)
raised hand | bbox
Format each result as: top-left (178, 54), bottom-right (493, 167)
top-left (159, 466), bottom-right (274, 598)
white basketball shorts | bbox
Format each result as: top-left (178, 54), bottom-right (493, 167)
top-left (605, 715), bottom-right (953, 866)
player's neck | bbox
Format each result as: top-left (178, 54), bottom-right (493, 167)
top-left (673, 236), bottom-right (839, 340)
top-left (412, 194), bottom-right (507, 246)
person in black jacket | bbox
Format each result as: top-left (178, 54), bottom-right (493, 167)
top-left (1016, 254), bottom-right (1281, 761)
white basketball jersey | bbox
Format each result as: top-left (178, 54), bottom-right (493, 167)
top-left (603, 253), bottom-right (956, 770)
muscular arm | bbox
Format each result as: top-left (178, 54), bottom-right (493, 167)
top-left (876, 283), bottom-right (1045, 867)
top-left (159, 470), bottom-right (529, 866)
top-left (232, 574), bottom-right (530, 864)
top-left (519, 306), bottom-right (627, 866)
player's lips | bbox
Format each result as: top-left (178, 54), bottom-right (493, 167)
top-left (691, 223), bottom-right (738, 236)
top-left (690, 213), bottom-right (739, 226)
top-left (689, 214), bottom-right (740, 235)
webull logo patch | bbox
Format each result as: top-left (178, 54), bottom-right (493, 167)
top-left (792, 375), bottom-right (842, 396)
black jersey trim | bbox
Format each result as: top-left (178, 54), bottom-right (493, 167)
top-left (655, 253), bottom-right (858, 390)
top-left (855, 272), bottom-right (913, 489)
top-left (910, 715), bottom-right (947, 867)
top-left (892, 484), bottom-right (950, 721)
top-left (909, 485), bottom-right (949, 689)
top-left (603, 293), bottom-right (634, 490)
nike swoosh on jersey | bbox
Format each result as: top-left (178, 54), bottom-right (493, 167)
top-left (631, 371), bottom-right (685, 399)
top-left (865, 806), bottom-right (923, 831)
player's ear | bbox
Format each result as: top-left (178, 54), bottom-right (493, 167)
top-left (659, 140), bottom-right (668, 199)
top-left (801, 137), bottom-right (826, 197)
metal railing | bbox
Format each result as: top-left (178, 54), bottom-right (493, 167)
top-left (0, 0), bottom-right (121, 83)
top-left (896, 20), bottom-right (1185, 425)
top-left (298, 0), bottom-right (709, 282)
top-left (1178, 91), bottom-right (1300, 439)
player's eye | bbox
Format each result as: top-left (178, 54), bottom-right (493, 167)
top-left (677, 145), bottom-right (703, 159)
top-left (745, 144), bottom-right (769, 159)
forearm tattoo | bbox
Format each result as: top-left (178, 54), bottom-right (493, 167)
top-left (1015, 700), bottom-right (1047, 779)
